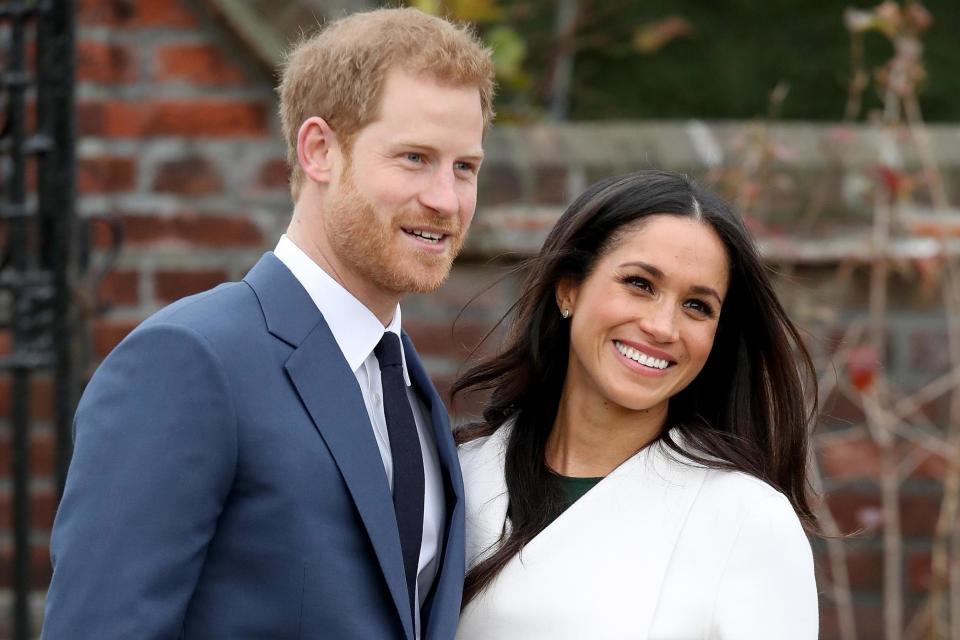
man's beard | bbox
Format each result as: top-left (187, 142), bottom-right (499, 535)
top-left (323, 171), bottom-right (466, 296)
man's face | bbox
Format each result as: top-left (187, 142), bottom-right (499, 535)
top-left (323, 68), bottom-right (485, 296)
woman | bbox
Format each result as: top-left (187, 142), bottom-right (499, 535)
top-left (453, 171), bottom-right (819, 639)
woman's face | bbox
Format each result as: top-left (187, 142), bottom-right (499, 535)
top-left (557, 214), bottom-right (730, 418)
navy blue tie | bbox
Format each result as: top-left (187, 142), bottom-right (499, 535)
top-left (375, 332), bottom-right (424, 620)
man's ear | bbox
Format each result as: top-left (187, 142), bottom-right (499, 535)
top-left (297, 116), bottom-right (340, 185)
top-left (555, 277), bottom-right (579, 315)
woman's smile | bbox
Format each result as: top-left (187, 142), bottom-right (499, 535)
top-left (558, 214), bottom-right (730, 416)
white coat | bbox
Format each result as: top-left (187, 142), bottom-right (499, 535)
top-left (456, 423), bottom-right (818, 639)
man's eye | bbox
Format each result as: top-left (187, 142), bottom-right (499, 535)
top-left (455, 161), bottom-right (476, 173)
top-left (406, 153), bottom-right (423, 163)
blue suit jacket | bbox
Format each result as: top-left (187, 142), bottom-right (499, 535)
top-left (42, 253), bottom-right (466, 639)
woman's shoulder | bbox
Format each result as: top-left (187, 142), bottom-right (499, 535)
top-left (696, 466), bottom-right (803, 530)
top-left (456, 421), bottom-right (512, 469)
top-left (662, 433), bottom-right (796, 516)
top-left (457, 435), bottom-right (491, 472)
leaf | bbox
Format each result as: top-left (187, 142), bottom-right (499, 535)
top-left (848, 345), bottom-right (879, 392)
top-left (632, 16), bottom-right (694, 54)
top-left (486, 25), bottom-right (527, 83)
top-left (873, 1), bottom-right (902, 38)
top-left (409, 0), bottom-right (443, 16)
top-left (448, 0), bottom-right (504, 23)
top-left (905, 2), bottom-right (932, 31)
top-left (844, 8), bottom-right (875, 34)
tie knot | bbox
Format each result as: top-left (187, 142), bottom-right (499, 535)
top-left (375, 332), bottom-right (404, 369)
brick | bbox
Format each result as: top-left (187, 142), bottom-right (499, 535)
top-left (78, 156), bottom-right (137, 194)
top-left (78, 100), bottom-right (269, 138)
top-left (0, 488), bottom-right (57, 531)
top-left (818, 603), bottom-right (884, 640)
top-left (104, 213), bottom-right (263, 248)
top-left (909, 327), bottom-right (950, 373)
top-left (78, 0), bottom-right (199, 28)
top-left (820, 387), bottom-right (866, 425)
top-left (154, 269), bottom-right (227, 303)
top-left (166, 213), bottom-right (263, 247)
top-left (0, 430), bottom-right (56, 478)
top-left (534, 165), bottom-right (568, 205)
top-left (900, 492), bottom-right (943, 537)
top-left (88, 217), bottom-right (125, 251)
top-left (97, 269), bottom-right (140, 307)
top-left (0, 543), bottom-right (53, 589)
top-left (92, 320), bottom-right (138, 359)
top-left (155, 43), bottom-right (248, 86)
top-left (153, 156), bottom-right (223, 196)
top-left (76, 40), bottom-right (136, 84)
top-left (258, 158), bottom-right (291, 190)
top-left (403, 321), bottom-right (491, 359)
top-left (480, 164), bottom-right (523, 205)
top-left (814, 546), bottom-right (882, 590)
top-left (907, 550), bottom-right (932, 592)
top-left (823, 490), bottom-right (881, 535)
top-left (907, 445), bottom-right (954, 479)
top-left (819, 435), bottom-right (881, 479)
top-left (824, 488), bottom-right (947, 537)
top-left (0, 375), bottom-right (54, 422)
top-left (77, 101), bottom-right (148, 137)
top-left (437, 374), bottom-right (491, 422)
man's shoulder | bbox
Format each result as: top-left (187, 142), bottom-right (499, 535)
top-left (144, 279), bottom-right (257, 333)
top-left (116, 280), bottom-right (266, 361)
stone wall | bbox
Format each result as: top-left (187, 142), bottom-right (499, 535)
top-left (1, 0), bottom-right (956, 637)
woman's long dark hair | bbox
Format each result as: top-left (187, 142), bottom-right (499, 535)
top-left (452, 170), bottom-right (819, 606)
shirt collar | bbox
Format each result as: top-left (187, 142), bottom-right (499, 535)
top-left (274, 235), bottom-right (411, 386)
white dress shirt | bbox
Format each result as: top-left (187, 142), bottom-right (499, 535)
top-left (275, 235), bottom-right (445, 637)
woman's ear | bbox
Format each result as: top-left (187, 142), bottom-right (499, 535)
top-left (296, 116), bottom-right (341, 185)
top-left (555, 278), bottom-right (578, 317)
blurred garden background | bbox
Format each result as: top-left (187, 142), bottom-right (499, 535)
top-left (1, 0), bottom-right (959, 638)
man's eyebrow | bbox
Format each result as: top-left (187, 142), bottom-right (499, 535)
top-left (618, 261), bottom-right (724, 304)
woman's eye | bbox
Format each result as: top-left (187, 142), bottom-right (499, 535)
top-left (684, 299), bottom-right (715, 317)
top-left (623, 276), bottom-right (653, 292)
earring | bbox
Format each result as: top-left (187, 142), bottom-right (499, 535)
top-left (561, 309), bottom-right (571, 319)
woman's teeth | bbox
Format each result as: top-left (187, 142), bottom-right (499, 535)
top-left (614, 341), bottom-right (669, 370)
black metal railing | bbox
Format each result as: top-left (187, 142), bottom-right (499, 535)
top-left (0, 1), bottom-right (75, 637)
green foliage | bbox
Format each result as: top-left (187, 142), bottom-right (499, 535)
top-left (559, 0), bottom-right (960, 121)
top-left (487, 25), bottom-right (529, 89)
top-left (408, 0), bottom-right (959, 121)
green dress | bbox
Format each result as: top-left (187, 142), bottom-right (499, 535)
top-left (555, 473), bottom-right (603, 511)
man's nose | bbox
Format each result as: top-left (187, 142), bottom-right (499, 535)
top-left (419, 167), bottom-right (459, 217)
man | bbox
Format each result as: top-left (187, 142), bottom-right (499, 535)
top-left (42, 8), bottom-right (494, 639)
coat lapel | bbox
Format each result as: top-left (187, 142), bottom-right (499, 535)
top-left (460, 423), bottom-right (709, 636)
top-left (245, 254), bottom-right (413, 640)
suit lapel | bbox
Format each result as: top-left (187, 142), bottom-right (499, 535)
top-left (401, 333), bottom-right (465, 640)
top-left (245, 254), bottom-right (414, 640)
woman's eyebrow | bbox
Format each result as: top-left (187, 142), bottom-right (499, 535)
top-left (618, 261), bottom-right (663, 279)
